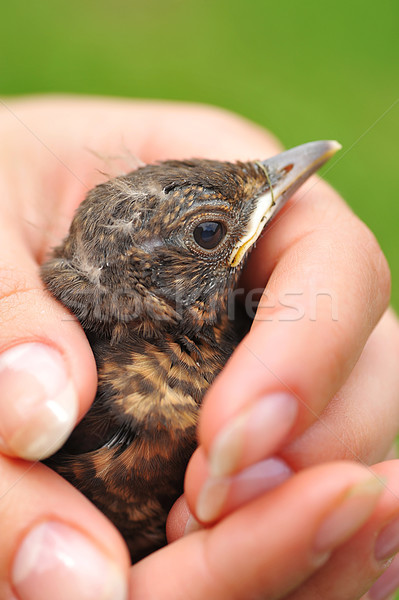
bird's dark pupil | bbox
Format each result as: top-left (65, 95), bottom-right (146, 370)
top-left (193, 221), bottom-right (225, 250)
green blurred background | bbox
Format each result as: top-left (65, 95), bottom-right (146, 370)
top-left (1, 0), bottom-right (399, 595)
top-left (1, 0), bottom-right (398, 307)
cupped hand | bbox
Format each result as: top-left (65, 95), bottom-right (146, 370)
top-left (0, 96), bottom-right (398, 600)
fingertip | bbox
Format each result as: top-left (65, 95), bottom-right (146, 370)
top-left (0, 296), bottom-right (97, 460)
top-left (0, 459), bottom-right (130, 600)
top-left (166, 496), bottom-right (192, 542)
top-left (185, 445), bottom-right (293, 526)
top-left (12, 521), bottom-right (129, 600)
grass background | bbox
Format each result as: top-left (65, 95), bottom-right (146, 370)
top-left (1, 1), bottom-right (398, 593)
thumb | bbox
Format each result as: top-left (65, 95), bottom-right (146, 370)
top-left (0, 212), bottom-right (97, 461)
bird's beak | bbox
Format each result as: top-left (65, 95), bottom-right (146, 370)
top-left (229, 140), bottom-right (342, 267)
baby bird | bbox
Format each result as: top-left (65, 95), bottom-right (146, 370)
top-left (42, 141), bottom-right (340, 562)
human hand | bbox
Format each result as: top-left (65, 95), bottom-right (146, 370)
top-left (0, 96), bottom-right (398, 599)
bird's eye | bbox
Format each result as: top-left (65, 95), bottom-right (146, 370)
top-left (193, 221), bottom-right (226, 250)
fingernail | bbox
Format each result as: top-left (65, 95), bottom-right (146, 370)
top-left (196, 457), bottom-right (292, 523)
top-left (196, 477), bottom-right (230, 523)
top-left (375, 517), bottom-right (399, 562)
top-left (0, 343), bottom-right (78, 460)
top-left (12, 521), bottom-right (127, 600)
top-left (314, 477), bottom-right (385, 556)
top-left (209, 393), bottom-right (297, 477)
top-left (229, 457), bottom-right (293, 507)
top-left (369, 554), bottom-right (399, 600)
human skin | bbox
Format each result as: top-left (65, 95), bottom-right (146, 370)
top-left (0, 96), bottom-right (398, 600)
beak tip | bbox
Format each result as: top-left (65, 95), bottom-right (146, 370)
top-left (228, 139), bottom-right (342, 267)
top-left (288, 139), bottom-right (342, 170)
top-left (303, 139), bottom-right (342, 163)
top-left (326, 139), bottom-right (342, 154)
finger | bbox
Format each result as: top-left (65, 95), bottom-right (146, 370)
top-left (282, 307), bottom-right (399, 469)
top-left (198, 177), bottom-right (391, 478)
top-left (284, 460), bottom-right (399, 600)
top-left (184, 446), bottom-right (293, 524)
top-left (0, 456), bottom-right (129, 600)
top-left (178, 461), bottom-right (399, 600)
top-left (0, 218), bottom-right (98, 460)
top-left (130, 462), bottom-right (384, 600)
top-left (166, 495), bottom-right (194, 543)
top-left (184, 310), bottom-right (399, 526)
top-left (1, 96), bottom-right (282, 172)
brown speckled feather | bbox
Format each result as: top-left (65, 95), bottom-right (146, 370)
top-left (52, 317), bottom-right (245, 561)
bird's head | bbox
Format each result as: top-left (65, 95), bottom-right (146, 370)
top-left (41, 141), bottom-right (340, 339)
